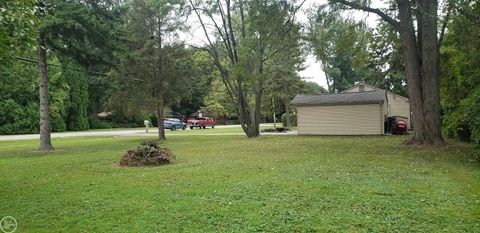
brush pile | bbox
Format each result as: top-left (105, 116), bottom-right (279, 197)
top-left (120, 141), bottom-right (175, 167)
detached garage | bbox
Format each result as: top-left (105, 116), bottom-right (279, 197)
top-left (291, 83), bottom-right (411, 135)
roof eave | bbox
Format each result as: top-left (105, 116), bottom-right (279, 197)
top-left (292, 100), bottom-right (384, 107)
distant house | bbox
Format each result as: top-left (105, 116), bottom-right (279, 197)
top-left (291, 83), bottom-right (410, 135)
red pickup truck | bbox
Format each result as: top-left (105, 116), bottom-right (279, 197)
top-left (187, 117), bottom-right (215, 129)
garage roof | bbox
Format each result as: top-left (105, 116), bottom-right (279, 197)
top-left (291, 89), bottom-right (386, 106)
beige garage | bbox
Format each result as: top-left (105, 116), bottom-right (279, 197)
top-left (342, 83), bottom-right (411, 128)
top-left (291, 83), bottom-right (411, 135)
top-left (292, 89), bottom-right (386, 135)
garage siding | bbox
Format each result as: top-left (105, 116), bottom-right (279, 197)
top-left (344, 85), bottom-right (376, 93)
top-left (387, 93), bottom-right (411, 129)
top-left (297, 104), bottom-right (383, 135)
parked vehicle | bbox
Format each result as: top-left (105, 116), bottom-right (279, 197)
top-left (385, 116), bottom-right (408, 135)
top-left (187, 117), bottom-right (215, 129)
top-left (163, 118), bottom-right (186, 131)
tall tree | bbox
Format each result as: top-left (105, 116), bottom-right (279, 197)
top-left (264, 35), bottom-right (305, 128)
top-left (330, 0), bottom-right (445, 145)
top-left (307, 5), bottom-right (372, 93)
top-left (34, 0), bottom-right (122, 150)
top-left (36, 1), bottom-right (53, 151)
top-left (189, 0), bottom-right (305, 137)
top-left (109, 0), bottom-right (189, 140)
top-left (171, 50), bottom-right (217, 116)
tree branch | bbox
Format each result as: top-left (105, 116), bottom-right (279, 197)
top-left (330, 0), bottom-right (400, 29)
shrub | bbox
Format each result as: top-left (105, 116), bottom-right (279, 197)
top-left (281, 113), bottom-right (297, 127)
top-left (64, 62), bottom-right (90, 131)
top-left (0, 100), bottom-right (39, 134)
top-left (120, 141), bottom-right (175, 167)
top-left (261, 127), bottom-right (291, 133)
top-left (89, 116), bottom-right (113, 129)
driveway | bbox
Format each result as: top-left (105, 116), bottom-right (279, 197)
top-left (0, 123), bottom-right (296, 141)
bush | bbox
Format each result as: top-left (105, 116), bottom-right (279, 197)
top-left (50, 115), bottom-right (67, 132)
top-left (281, 113), bottom-right (297, 127)
top-left (0, 100), bottom-right (39, 134)
top-left (89, 116), bottom-right (113, 129)
top-left (261, 127), bottom-right (291, 133)
top-left (120, 141), bottom-right (175, 167)
top-left (443, 90), bottom-right (480, 160)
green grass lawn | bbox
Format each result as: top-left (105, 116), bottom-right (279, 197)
top-left (160, 126), bottom-right (281, 135)
top-left (0, 135), bottom-right (478, 232)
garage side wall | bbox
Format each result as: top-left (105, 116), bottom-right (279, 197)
top-left (386, 93), bottom-right (411, 129)
top-left (297, 104), bottom-right (383, 135)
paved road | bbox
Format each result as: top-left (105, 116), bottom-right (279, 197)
top-left (0, 123), bottom-right (295, 141)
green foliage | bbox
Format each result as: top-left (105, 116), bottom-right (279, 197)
top-left (308, 5), bottom-right (372, 93)
top-left (172, 50), bottom-right (217, 116)
top-left (48, 63), bottom-right (69, 132)
top-left (39, 0), bottom-right (122, 68)
top-left (108, 0), bottom-right (191, 126)
top-left (0, 53), bottom-right (69, 134)
top-left (62, 62), bottom-right (89, 131)
top-left (88, 116), bottom-right (113, 129)
top-left (201, 79), bottom-right (234, 118)
top-left (281, 113), bottom-right (297, 127)
top-left (301, 81), bottom-right (328, 94)
top-left (441, 1), bottom-right (480, 151)
top-left (261, 127), bottom-right (290, 132)
top-left (0, 0), bottom-right (37, 57)
top-left (0, 100), bottom-right (38, 135)
top-left (364, 22), bottom-right (407, 97)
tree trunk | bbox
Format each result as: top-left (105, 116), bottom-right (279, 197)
top-left (155, 18), bottom-right (166, 141)
top-left (237, 84), bottom-right (258, 138)
top-left (252, 56), bottom-right (265, 136)
top-left (397, 0), bottom-right (427, 144)
top-left (418, 0), bottom-right (444, 145)
top-left (284, 98), bottom-right (291, 128)
top-left (156, 96), bottom-right (166, 141)
top-left (272, 98), bottom-right (277, 128)
top-left (253, 90), bottom-right (262, 135)
top-left (37, 31), bottom-right (54, 151)
top-left (397, 0), bottom-right (444, 145)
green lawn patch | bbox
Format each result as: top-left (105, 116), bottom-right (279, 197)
top-left (160, 126), bottom-right (276, 135)
top-left (0, 136), bottom-right (478, 232)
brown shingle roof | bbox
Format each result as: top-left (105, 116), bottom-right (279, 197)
top-left (291, 89), bottom-right (386, 106)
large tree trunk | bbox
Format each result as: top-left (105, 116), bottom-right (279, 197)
top-left (418, 0), bottom-right (444, 145)
top-left (397, 0), bottom-right (428, 143)
top-left (37, 31), bottom-right (54, 151)
top-left (156, 96), bottom-right (166, 141)
top-left (397, 0), bottom-right (444, 145)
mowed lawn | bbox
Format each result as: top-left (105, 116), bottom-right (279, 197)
top-left (162, 125), bottom-right (280, 135)
top-left (0, 135), bottom-right (478, 232)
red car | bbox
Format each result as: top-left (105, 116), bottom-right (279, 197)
top-left (187, 117), bottom-right (215, 129)
top-left (393, 120), bottom-right (408, 135)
